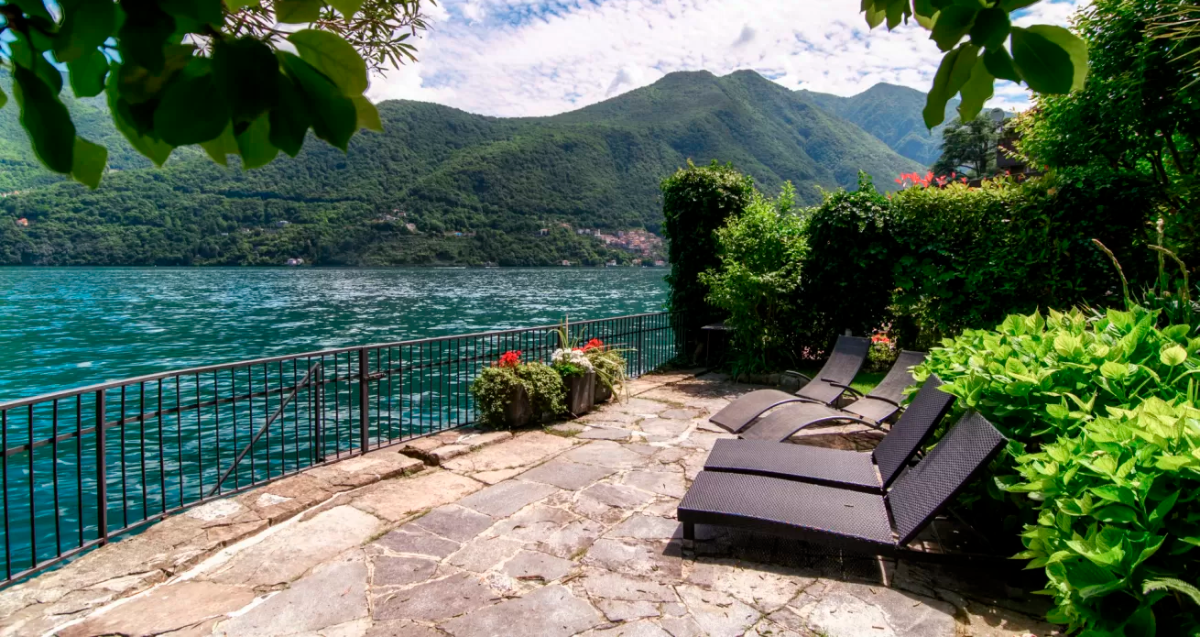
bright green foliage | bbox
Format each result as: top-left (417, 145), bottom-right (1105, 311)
top-left (470, 362), bottom-right (564, 428)
top-left (661, 160), bottom-right (754, 346)
top-left (861, 0), bottom-right (1088, 127)
top-left (700, 182), bottom-right (806, 373)
top-left (0, 0), bottom-right (425, 188)
top-left (916, 306), bottom-right (1200, 632)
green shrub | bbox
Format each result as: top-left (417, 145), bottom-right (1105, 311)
top-left (470, 357), bottom-right (565, 428)
top-left (800, 173), bottom-right (894, 350)
top-left (661, 160), bottom-right (754, 351)
top-left (700, 183), bottom-right (807, 373)
top-left (916, 305), bottom-right (1200, 633)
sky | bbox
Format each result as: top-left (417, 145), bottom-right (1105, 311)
top-left (366, 0), bottom-right (1089, 118)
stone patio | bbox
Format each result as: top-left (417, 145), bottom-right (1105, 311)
top-left (0, 371), bottom-right (1057, 637)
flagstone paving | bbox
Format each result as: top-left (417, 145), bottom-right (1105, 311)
top-left (1, 371), bottom-right (1058, 637)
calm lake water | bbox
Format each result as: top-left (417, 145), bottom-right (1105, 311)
top-left (0, 267), bottom-right (668, 402)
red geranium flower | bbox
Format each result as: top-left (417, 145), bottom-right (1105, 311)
top-left (582, 338), bottom-right (604, 351)
top-left (496, 350), bottom-right (522, 368)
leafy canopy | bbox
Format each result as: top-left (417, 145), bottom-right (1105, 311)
top-left (860, 0), bottom-right (1089, 127)
top-left (0, 0), bottom-right (429, 188)
top-left (931, 110), bottom-right (1004, 177)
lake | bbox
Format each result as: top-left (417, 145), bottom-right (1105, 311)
top-left (0, 267), bottom-right (669, 402)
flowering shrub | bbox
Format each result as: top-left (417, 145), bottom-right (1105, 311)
top-left (470, 351), bottom-right (564, 428)
top-left (866, 328), bottom-right (898, 372)
top-left (551, 347), bottom-right (593, 378)
top-left (896, 171), bottom-right (969, 189)
top-left (581, 339), bottom-right (630, 398)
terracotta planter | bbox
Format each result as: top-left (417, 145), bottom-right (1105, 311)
top-left (502, 384), bottom-right (533, 428)
top-left (593, 378), bottom-right (613, 404)
top-left (564, 371), bottom-right (595, 416)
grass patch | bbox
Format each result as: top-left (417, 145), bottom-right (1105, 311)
top-left (791, 366), bottom-right (885, 396)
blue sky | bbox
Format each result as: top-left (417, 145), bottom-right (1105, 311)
top-left (366, 0), bottom-right (1088, 117)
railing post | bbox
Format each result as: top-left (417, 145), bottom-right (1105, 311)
top-left (358, 349), bottom-right (370, 455)
top-left (94, 390), bottom-right (107, 547)
top-left (314, 366), bottom-right (325, 462)
top-left (637, 315), bottom-right (645, 375)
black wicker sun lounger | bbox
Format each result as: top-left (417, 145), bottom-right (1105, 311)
top-left (678, 412), bottom-right (1005, 556)
top-left (740, 361), bottom-right (934, 443)
top-left (705, 377), bottom-right (955, 493)
top-left (709, 335), bottom-right (870, 433)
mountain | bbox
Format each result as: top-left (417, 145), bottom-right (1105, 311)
top-left (798, 83), bottom-right (957, 166)
top-left (0, 70), bottom-right (924, 266)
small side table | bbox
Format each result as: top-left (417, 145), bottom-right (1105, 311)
top-left (700, 321), bottom-right (731, 366)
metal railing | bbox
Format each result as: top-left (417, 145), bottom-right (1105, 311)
top-left (0, 311), bottom-right (682, 587)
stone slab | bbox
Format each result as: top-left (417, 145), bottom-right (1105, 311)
top-left (372, 573), bottom-right (498, 623)
top-left (440, 584), bottom-right (603, 637)
top-left (372, 555), bottom-right (439, 588)
top-left (579, 571), bottom-right (678, 603)
top-left (488, 505), bottom-right (578, 543)
top-left (412, 505), bottom-right (495, 542)
top-left (350, 470), bottom-right (483, 523)
top-left (792, 580), bottom-right (958, 637)
top-left (376, 526), bottom-right (461, 559)
top-left (458, 480), bottom-right (559, 518)
top-left (608, 515), bottom-right (681, 540)
top-left (583, 539), bottom-right (683, 582)
top-left (501, 550), bottom-right (575, 582)
top-left (518, 460), bottom-right (618, 490)
top-left (447, 536), bottom-right (525, 573)
top-left (676, 584), bottom-right (761, 637)
top-left (215, 560), bottom-right (368, 636)
top-left (59, 582), bottom-right (256, 637)
top-left (206, 505), bottom-right (382, 587)
top-left (442, 432), bottom-right (575, 476)
top-left (562, 441), bottom-right (646, 469)
top-left (622, 471), bottom-right (686, 498)
top-left (578, 428), bottom-right (633, 440)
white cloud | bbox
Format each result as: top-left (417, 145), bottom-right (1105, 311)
top-left (367, 0), bottom-right (1088, 116)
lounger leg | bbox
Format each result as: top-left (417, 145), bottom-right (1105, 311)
top-left (682, 522), bottom-right (695, 541)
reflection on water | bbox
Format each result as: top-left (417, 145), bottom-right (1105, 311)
top-left (0, 267), bottom-right (668, 401)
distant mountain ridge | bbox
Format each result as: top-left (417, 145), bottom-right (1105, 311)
top-left (0, 70), bottom-right (925, 266)
top-left (798, 83), bottom-right (956, 166)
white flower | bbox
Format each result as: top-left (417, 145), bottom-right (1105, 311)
top-left (552, 348), bottom-right (594, 370)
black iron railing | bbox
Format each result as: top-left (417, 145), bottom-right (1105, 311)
top-left (0, 312), bottom-right (682, 587)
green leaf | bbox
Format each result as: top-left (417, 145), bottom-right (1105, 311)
top-left (117, 3), bottom-right (178, 73)
top-left (1100, 360), bottom-right (1129, 380)
top-left (199, 124), bottom-right (238, 166)
top-left (1025, 25), bottom-right (1087, 91)
top-left (213, 37), bottom-right (282, 122)
top-left (1163, 324), bottom-right (1192, 341)
top-left (12, 65), bottom-right (76, 174)
top-left (1093, 505), bottom-right (1138, 524)
top-left (864, 4), bottom-right (886, 29)
top-left (54, 0), bottom-right (118, 63)
top-left (913, 0), bottom-right (936, 28)
top-left (276, 0), bottom-right (323, 23)
top-left (107, 65), bottom-right (174, 166)
top-left (268, 75), bottom-right (312, 157)
top-left (983, 45), bottom-right (1020, 82)
top-left (352, 95), bottom-right (382, 131)
top-left (0, 86), bottom-right (7, 110)
top-left (70, 136), bottom-right (108, 188)
top-left (957, 58), bottom-right (993, 121)
top-left (968, 7), bottom-right (1009, 51)
top-left (1123, 605), bottom-right (1156, 637)
top-left (153, 72), bottom-right (231, 146)
top-left (11, 35), bottom-right (65, 95)
top-left (236, 115), bottom-right (280, 169)
top-left (326, 0), bottom-right (363, 17)
top-left (1161, 345), bottom-right (1188, 366)
top-left (288, 30), bottom-right (369, 96)
top-left (226, 0), bottom-right (261, 8)
top-left (10, 0), bottom-right (54, 22)
top-left (1011, 26), bottom-right (1074, 94)
top-left (159, 0), bottom-right (224, 26)
top-left (1000, 0), bottom-right (1038, 9)
top-left (1143, 578), bottom-right (1200, 607)
top-left (924, 43), bottom-right (979, 128)
top-left (279, 52), bottom-right (357, 151)
top-left (930, 5), bottom-right (977, 52)
top-left (67, 49), bottom-right (110, 98)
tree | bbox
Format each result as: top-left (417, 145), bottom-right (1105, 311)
top-left (932, 110), bottom-right (1003, 177)
top-left (1014, 0), bottom-right (1200, 257)
top-left (859, 0), bottom-right (1089, 128)
top-left (660, 160), bottom-right (753, 353)
top-left (0, 0), bottom-right (431, 188)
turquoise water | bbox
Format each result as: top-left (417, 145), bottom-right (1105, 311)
top-left (0, 266), bottom-right (668, 581)
top-left (0, 267), bottom-right (668, 402)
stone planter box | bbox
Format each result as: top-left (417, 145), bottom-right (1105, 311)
top-left (564, 371), bottom-right (595, 416)
top-left (502, 384), bottom-right (534, 428)
top-left (593, 378), bottom-right (613, 404)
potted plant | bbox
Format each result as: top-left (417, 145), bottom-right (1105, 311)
top-left (866, 326), bottom-right (898, 372)
top-left (552, 346), bottom-right (595, 416)
top-left (581, 338), bottom-right (629, 404)
top-left (471, 350), bottom-right (565, 428)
